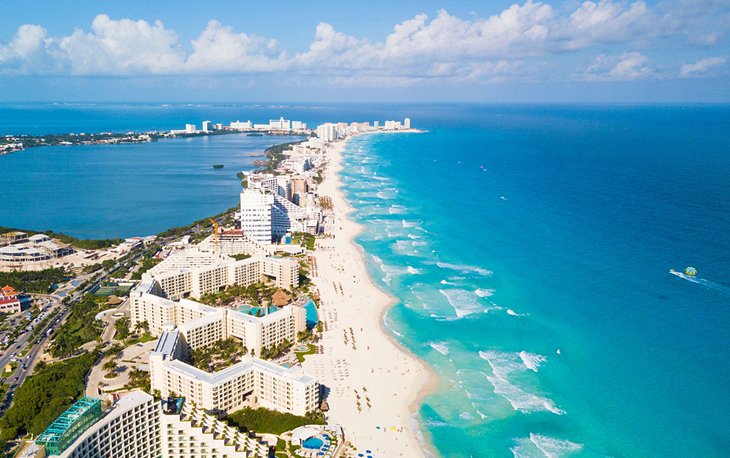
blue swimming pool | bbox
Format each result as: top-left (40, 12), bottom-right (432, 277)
top-left (302, 436), bottom-right (324, 449)
top-left (304, 299), bottom-right (318, 329)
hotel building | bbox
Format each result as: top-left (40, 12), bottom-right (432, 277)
top-left (150, 331), bottom-right (319, 416)
top-left (39, 391), bottom-right (270, 458)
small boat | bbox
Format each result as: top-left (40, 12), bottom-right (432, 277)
top-left (669, 267), bottom-right (699, 281)
top-left (212, 164), bottom-right (224, 169)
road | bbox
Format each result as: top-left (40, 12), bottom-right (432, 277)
top-left (0, 256), bottom-right (137, 413)
top-left (0, 221), bottom-right (213, 412)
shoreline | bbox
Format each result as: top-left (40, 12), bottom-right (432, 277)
top-left (304, 135), bottom-right (439, 456)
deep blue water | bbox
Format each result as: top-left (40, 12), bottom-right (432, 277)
top-left (338, 106), bottom-right (730, 457)
top-left (2, 104), bottom-right (729, 456)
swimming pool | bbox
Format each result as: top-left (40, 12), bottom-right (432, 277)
top-left (301, 436), bottom-right (324, 449)
top-left (304, 299), bottom-right (318, 329)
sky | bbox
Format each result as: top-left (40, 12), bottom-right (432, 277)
top-left (0, 0), bottom-right (729, 103)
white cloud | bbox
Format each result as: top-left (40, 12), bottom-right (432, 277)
top-left (57, 15), bottom-right (184, 74)
top-left (558, 1), bottom-right (655, 50)
top-left (581, 52), bottom-right (652, 81)
top-left (680, 57), bottom-right (726, 77)
top-left (0, 2), bottom-right (728, 84)
top-left (186, 20), bottom-right (287, 73)
top-left (0, 24), bottom-right (56, 72)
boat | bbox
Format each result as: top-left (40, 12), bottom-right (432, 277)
top-left (212, 164), bottom-right (224, 169)
top-left (669, 267), bottom-right (699, 281)
top-left (247, 133), bottom-right (264, 137)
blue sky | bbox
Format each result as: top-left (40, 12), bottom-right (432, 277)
top-left (0, 0), bottom-right (728, 102)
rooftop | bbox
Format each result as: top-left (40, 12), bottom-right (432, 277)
top-left (36, 397), bottom-right (103, 456)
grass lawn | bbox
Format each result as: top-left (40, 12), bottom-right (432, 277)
top-left (295, 343), bottom-right (316, 363)
top-left (226, 407), bottom-right (324, 435)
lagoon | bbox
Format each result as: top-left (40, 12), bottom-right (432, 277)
top-left (1, 133), bottom-right (302, 239)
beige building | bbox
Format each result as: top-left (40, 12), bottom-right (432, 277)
top-left (143, 249), bottom-right (298, 300)
top-left (150, 328), bottom-right (319, 416)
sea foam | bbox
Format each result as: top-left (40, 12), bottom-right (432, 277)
top-left (435, 261), bottom-right (493, 276)
top-left (511, 434), bottom-right (584, 458)
top-left (519, 351), bottom-right (547, 372)
top-left (429, 341), bottom-right (450, 355)
top-left (475, 288), bottom-right (495, 297)
top-left (439, 289), bottom-right (485, 318)
top-left (479, 351), bottom-right (564, 415)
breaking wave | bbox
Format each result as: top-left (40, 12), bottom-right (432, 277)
top-left (479, 351), bottom-right (564, 415)
top-left (429, 341), bottom-right (450, 355)
top-left (511, 434), bottom-right (584, 458)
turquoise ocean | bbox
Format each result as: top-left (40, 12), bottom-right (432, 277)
top-left (2, 104), bottom-right (729, 456)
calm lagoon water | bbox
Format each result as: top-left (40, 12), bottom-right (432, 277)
top-left (1, 133), bottom-right (302, 238)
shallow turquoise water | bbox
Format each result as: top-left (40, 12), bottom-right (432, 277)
top-left (338, 106), bottom-right (730, 457)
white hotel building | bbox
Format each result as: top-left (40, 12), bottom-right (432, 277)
top-left (51, 391), bottom-right (270, 458)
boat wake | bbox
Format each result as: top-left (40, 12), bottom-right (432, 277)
top-left (670, 270), bottom-right (730, 296)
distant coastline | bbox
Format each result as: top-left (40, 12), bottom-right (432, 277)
top-left (0, 128), bottom-right (308, 156)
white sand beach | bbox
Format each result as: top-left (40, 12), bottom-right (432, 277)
top-left (303, 138), bottom-right (438, 457)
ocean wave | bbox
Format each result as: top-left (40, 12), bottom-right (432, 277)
top-left (439, 289), bottom-right (485, 318)
top-left (402, 219), bottom-right (421, 228)
top-left (389, 204), bottom-right (408, 214)
top-left (475, 288), bottom-right (495, 297)
top-left (434, 261), bottom-right (493, 276)
top-left (371, 254), bottom-right (421, 284)
top-left (507, 309), bottom-right (527, 317)
top-left (429, 341), bottom-right (450, 355)
top-left (479, 351), bottom-right (564, 415)
top-left (511, 434), bottom-right (584, 458)
top-left (393, 239), bottom-right (422, 256)
top-left (519, 351), bottom-right (547, 372)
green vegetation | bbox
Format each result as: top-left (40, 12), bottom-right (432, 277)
top-left (156, 206), bottom-right (238, 242)
top-left (125, 368), bottom-right (150, 392)
top-left (190, 338), bottom-right (246, 371)
top-left (226, 406), bottom-right (324, 435)
top-left (229, 253), bottom-right (252, 261)
top-left (0, 267), bottom-right (68, 293)
top-left (0, 353), bottom-right (95, 445)
top-left (198, 282), bottom-right (280, 307)
top-left (50, 294), bottom-right (106, 357)
top-left (319, 195), bottom-right (333, 210)
top-left (0, 226), bottom-right (121, 250)
top-left (295, 343), bottom-right (317, 363)
top-left (114, 316), bottom-right (131, 340)
top-left (260, 141), bottom-right (305, 173)
top-left (259, 340), bottom-right (292, 360)
top-left (292, 232), bottom-right (316, 251)
top-left (130, 257), bottom-right (161, 280)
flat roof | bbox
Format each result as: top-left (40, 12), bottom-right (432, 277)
top-left (165, 354), bottom-right (317, 386)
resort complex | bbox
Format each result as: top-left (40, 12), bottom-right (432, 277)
top-left (0, 232), bottom-right (74, 264)
top-left (4, 116), bottom-right (418, 458)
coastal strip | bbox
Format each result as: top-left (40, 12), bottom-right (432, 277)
top-left (303, 135), bottom-right (438, 457)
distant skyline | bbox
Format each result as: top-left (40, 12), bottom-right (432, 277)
top-left (1, 0), bottom-right (729, 103)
